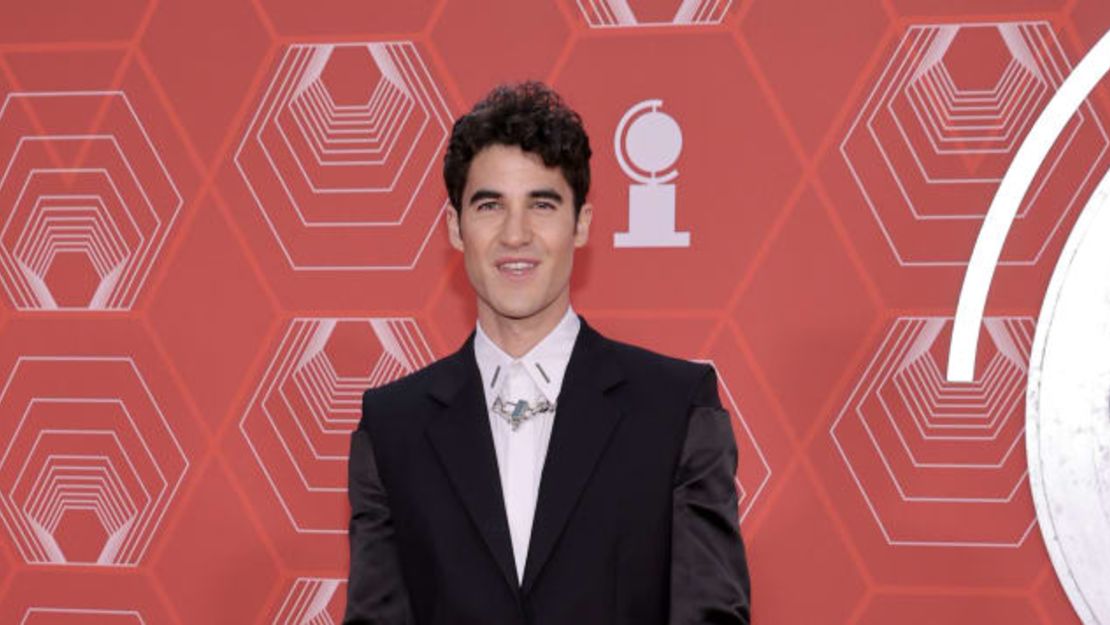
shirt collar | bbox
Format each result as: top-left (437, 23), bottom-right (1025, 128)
top-left (473, 306), bottom-right (581, 408)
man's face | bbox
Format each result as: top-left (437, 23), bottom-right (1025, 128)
top-left (447, 144), bottom-right (592, 326)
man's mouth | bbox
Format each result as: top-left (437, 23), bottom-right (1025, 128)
top-left (496, 259), bottom-right (539, 279)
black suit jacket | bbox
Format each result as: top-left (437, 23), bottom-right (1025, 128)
top-left (344, 319), bottom-right (750, 624)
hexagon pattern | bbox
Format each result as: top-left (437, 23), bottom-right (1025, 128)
top-left (574, 0), bottom-right (736, 27)
top-left (235, 42), bottom-right (452, 271)
top-left (831, 317), bottom-right (1035, 547)
top-left (0, 3), bottom-right (1105, 624)
top-left (272, 578), bottom-right (346, 624)
top-left (0, 92), bottom-right (182, 309)
top-left (0, 357), bottom-right (187, 566)
top-left (240, 317), bottom-right (434, 534)
top-left (840, 22), bottom-right (1107, 266)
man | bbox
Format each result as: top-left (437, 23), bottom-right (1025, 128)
top-left (345, 82), bottom-right (750, 624)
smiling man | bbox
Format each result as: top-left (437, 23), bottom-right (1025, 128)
top-left (344, 82), bottom-right (750, 625)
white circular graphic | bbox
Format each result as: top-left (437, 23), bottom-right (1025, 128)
top-left (945, 24), bottom-right (1110, 624)
top-left (1028, 167), bottom-right (1110, 625)
top-left (625, 110), bottom-right (682, 174)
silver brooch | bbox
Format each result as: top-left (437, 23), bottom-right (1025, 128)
top-left (491, 396), bottom-right (556, 431)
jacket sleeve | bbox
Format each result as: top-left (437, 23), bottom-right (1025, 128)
top-left (343, 411), bottom-right (415, 624)
top-left (669, 366), bottom-right (752, 625)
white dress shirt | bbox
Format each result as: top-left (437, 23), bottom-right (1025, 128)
top-left (473, 306), bottom-right (581, 582)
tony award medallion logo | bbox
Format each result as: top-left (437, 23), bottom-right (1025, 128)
top-left (613, 99), bottom-right (690, 248)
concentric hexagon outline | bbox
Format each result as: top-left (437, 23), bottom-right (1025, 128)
top-left (240, 317), bottom-right (435, 534)
top-left (0, 356), bottom-right (189, 566)
top-left (0, 91), bottom-right (183, 310)
top-left (830, 317), bottom-right (1036, 547)
top-left (234, 43), bottom-right (451, 271)
top-left (840, 21), bottom-right (1109, 267)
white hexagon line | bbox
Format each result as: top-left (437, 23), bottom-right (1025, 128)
top-left (908, 61), bottom-right (1042, 151)
top-left (696, 360), bottom-right (770, 523)
top-left (831, 317), bottom-right (1037, 546)
top-left (18, 197), bottom-right (130, 278)
top-left (26, 437), bottom-right (150, 528)
top-left (20, 608), bottom-right (144, 625)
top-left (863, 389), bottom-right (1026, 473)
top-left (30, 457), bottom-right (138, 535)
top-left (7, 166), bottom-right (147, 274)
top-left (0, 91), bottom-right (183, 306)
top-left (238, 43), bottom-right (449, 228)
top-left (576, 0), bottom-right (732, 27)
top-left (292, 354), bottom-right (363, 435)
top-left (27, 449), bottom-right (143, 530)
top-left (839, 319), bottom-right (1025, 471)
top-left (0, 123), bottom-right (178, 308)
top-left (847, 318), bottom-right (1030, 469)
top-left (920, 61), bottom-right (1034, 133)
top-left (286, 78), bottom-right (410, 166)
top-left (0, 166), bottom-right (146, 310)
top-left (0, 356), bottom-right (188, 565)
top-left (292, 78), bottom-right (412, 160)
top-left (878, 27), bottom-right (1060, 186)
top-left (271, 44), bottom-right (440, 212)
top-left (894, 352), bottom-right (1022, 434)
top-left (268, 324), bottom-right (359, 463)
top-left (5, 406), bottom-right (164, 566)
top-left (890, 61), bottom-right (1067, 190)
top-left (240, 318), bottom-right (434, 534)
top-left (858, 403), bottom-right (1027, 499)
top-left (897, 350), bottom-right (1016, 424)
top-left (268, 319), bottom-right (431, 471)
top-left (316, 79), bottom-right (412, 148)
top-left (274, 578), bottom-right (343, 625)
top-left (927, 60), bottom-right (1024, 117)
top-left (22, 212), bottom-right (121, 280)
top-left (235, 46), bottom-right (450, 271)
top-left (841, 22), bottom-right (1110, 266)
top-left (832, 425), bottom-right (1036, 547)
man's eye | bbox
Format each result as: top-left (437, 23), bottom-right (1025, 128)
top-left (476, 202), bottom-right (499, 211)
top-left (533, 201), bottom-right (556, 210)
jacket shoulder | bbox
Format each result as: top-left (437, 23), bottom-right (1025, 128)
top-left (358, 354), bottom-right (457, 429)
top-left (601, 334), bottom-right (714, 395)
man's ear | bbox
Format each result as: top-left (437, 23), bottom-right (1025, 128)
top-left (446, 206), bottom-right (464, 251)
top-left (574, 203), bottom-right (593, 247)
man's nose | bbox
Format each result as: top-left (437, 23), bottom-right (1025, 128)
top-left (500, 205), bottom-right (532, 246)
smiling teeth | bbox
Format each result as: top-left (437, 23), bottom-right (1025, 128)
top-left (502, 262), bottom-right (535, 270)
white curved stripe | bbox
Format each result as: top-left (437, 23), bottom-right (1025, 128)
top-left (948, 28), bottom-right (1110, 382)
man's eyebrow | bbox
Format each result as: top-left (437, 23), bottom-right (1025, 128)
top-left (467, 189), bottom-right (502, 205)
top-left (529, 188), bottom-right (564, 202)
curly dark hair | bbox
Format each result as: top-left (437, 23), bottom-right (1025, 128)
top-left (443, 81), bottom-right (592, 216)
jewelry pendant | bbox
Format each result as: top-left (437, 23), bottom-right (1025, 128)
top-left (510, 400), bottom-right (528, 431)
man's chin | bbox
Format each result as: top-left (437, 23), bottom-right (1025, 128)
top-left (491, 306), bottom-right (544, 322)
top-left (484, 297), bottom-right (557, 323)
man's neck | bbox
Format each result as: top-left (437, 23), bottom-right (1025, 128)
top-left (476, 299), bottom-right (572, 358)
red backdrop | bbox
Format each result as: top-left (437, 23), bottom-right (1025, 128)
top-left (0, 0), bottom-right (1107, 623)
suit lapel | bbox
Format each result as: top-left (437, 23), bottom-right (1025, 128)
top-left (425, 338), bottom-right (519, 594)
top-left (521, 321), bottom-right (625, 594)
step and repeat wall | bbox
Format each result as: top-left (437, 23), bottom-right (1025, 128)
top-left (0, 0), bottom-right (1107, 623)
